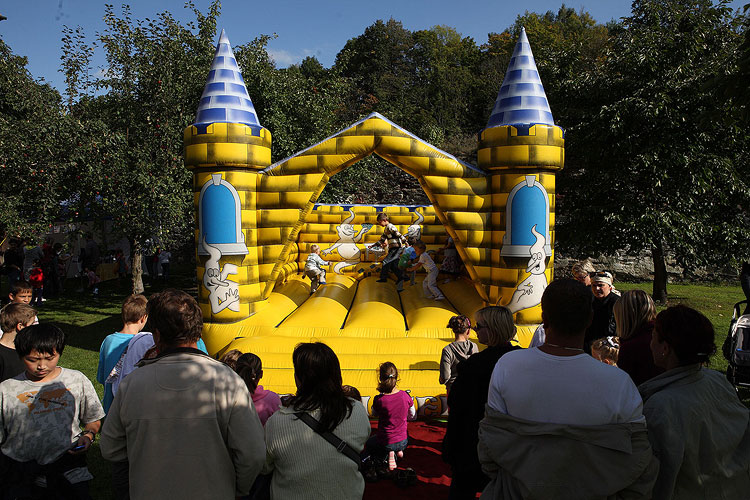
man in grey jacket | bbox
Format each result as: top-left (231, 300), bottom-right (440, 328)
top-left (100, 289), bottom-right (265, 499)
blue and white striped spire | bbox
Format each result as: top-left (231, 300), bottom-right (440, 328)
top-left (193, 30), bottom-right (261, 129)
top-left (486, 28), bottom-right (555, 128)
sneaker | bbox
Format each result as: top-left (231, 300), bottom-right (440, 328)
top-left (396, 280), bottom-right (404, 292)
top-left (376, 279), bottom-right (388, 283)
top-left (435, 296), bottom-right (446, 301)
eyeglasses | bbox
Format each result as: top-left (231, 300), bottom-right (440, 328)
top-left (472, 323), bottom-right (486, 330)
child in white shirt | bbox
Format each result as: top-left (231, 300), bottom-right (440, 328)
top-left (407, 240), bottom-right (444, 301)
top-left (304, 244), bottom-right (330, 293)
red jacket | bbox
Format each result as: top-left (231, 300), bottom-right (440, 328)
top-left (29, 267), bottom-right (44, 288)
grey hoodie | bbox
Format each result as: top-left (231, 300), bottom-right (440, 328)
top-left (440, 339), bottom-right (479, 389)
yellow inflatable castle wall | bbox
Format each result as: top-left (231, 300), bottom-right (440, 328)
top-left (183, 28), bottom-right (563, 415)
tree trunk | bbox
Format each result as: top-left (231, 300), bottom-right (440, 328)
top-left (132, 240), bottom-right (144, 294)
top-left (652, 240), bottom-right (668, 303)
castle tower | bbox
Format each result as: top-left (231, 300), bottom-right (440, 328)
top-left (183, 30), bottom-right (272, 351)
top-left (478, 27), bottom-right (565, 324)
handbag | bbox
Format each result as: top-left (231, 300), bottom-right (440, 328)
top-left (295, 412), bottom-right (362, 470)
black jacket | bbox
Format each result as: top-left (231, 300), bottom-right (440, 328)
top-left (584, 292), bottom-right (619, 353)
top-left (442, 343), bottom-right (520, 468)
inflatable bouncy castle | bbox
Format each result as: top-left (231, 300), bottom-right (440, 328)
top-left (184, 28), bottom-right (564, 414)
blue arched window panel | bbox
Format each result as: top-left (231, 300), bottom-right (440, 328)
top-left (501, 175), bottom-right (551, 257)
top-left (197, 174), bottom-right (248, 255)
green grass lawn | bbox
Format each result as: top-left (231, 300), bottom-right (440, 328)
top-left (16, 272), bottom-right (750, 498)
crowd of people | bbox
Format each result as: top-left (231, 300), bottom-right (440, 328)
top-left (0, 263), bottom-right (748, 499)
top-left (1, 234), bottom-right (178, 305)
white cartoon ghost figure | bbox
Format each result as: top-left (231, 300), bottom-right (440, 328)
top-left (506, 225), bottom-right (548, 313)
top-left (202, 236), bottom-right (240, 314)
top-left (322, 209), bottom-right (373, 274)
top-left (406, 211), bottom-right (424, 241)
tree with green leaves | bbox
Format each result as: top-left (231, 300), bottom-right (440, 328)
top-left (0, 39), bottom-right (70, 240)
top-left (62, 1), bottom-right (222, 293)
top-left (557, 0), bottom-right (750, 301)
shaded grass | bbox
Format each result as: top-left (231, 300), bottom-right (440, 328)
top-left (19, 274), bottom-right (749, 498)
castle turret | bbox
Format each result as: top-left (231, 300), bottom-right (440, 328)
top-left (183, 30), bottom-right (272, 352)
top-left (478, 27), bottom-right (564, 324)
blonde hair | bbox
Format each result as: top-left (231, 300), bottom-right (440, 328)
top-left (591, 336), bottom-right (620, 365)
top-left (613, 289), bottom-right (656, 340)
top-left (476, 306), bottom-right (516, 346)
top-left (310, 244), bottom-right (320, 253)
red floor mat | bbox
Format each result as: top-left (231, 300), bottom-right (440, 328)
top-left (363, 419), bottom-right (452, 499)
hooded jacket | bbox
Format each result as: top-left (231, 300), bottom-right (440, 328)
top-left (477, 406), bottom-right (658, 500)
top-left (639, 364), bottom-right (750, 500)
top-left (439, 339), bottom-right (479, 388)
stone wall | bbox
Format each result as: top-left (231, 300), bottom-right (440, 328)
top-left (555, 250), bottom-right (741, 283)
top-left (554, 250), bottom-right (683, 283)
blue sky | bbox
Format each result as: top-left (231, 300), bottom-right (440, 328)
top-left (0, 0), bottom-right (746, 93)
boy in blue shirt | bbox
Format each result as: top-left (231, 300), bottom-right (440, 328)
top-left (398, 238), bottom-right (418, 286)
top-left (97, 294), bottom-right (149, 413)
top-left (97, 294), bottom-right (210, 413)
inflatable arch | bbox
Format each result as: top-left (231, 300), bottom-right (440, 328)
top-left (184, 28), bottom-right (564, 413)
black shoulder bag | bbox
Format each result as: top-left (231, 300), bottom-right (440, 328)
top-left (296, 412), bottom-right (362, 471)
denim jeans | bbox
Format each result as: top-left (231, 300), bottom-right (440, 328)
top-left (366, 435), bottom-right (408, 463)
top-left (380, 248), bottom-right (404, 282)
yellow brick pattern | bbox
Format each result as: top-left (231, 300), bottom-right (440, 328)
top-left (479, 124), bottom-right (564, 323)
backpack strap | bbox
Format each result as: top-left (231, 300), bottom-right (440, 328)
top-left (295, 412), bottom-right (362, 470)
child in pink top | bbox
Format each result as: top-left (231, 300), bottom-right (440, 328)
top-left (367, 362), bottom-right (415, 471)
top-left (234, 352), bottom-right (281, 425)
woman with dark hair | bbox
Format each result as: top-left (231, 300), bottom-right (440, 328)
top-left (234, 352), bottom-right (280, 426)
top-left (442, 306), bottom-right (520, 500)
top-left (640, 305), bottom-right (750, 499)
top-left (263, 342), bottom-right (370, 499)
top-left (614, 289), bottom-right (664, 385)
